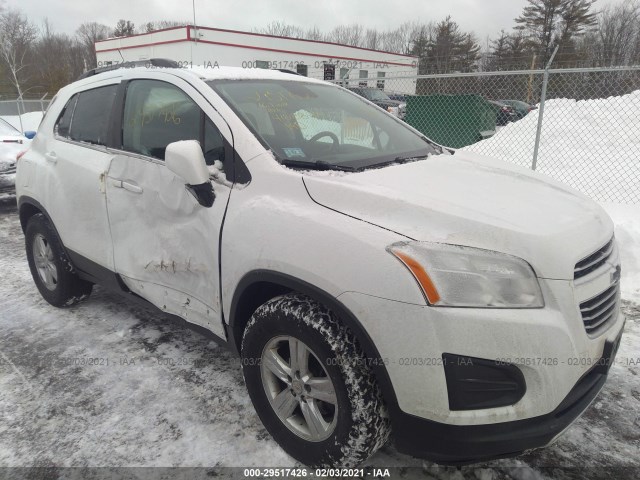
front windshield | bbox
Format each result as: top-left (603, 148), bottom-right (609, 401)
top-left (208, 80), bottom-right (438, 171)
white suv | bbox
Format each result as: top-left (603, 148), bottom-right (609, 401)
top-left (16, 61), bottom-right (625, 467)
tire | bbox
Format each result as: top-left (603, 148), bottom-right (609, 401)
top-left (241, 293), bottom-right (390, 467)
top-left (25, 213), bottom-right (93, 307)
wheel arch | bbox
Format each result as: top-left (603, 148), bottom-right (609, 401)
top-left (227, 270), bottom-right (401, 414)
top-left (18, 196), bottom-right (60, 237)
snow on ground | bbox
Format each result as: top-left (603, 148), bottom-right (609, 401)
top-left (462, 91), bottom-right (640, 203)
top-left (0, 111), bottom-right (44, 133)
top-left (0, 196), bottom-right (638, 479)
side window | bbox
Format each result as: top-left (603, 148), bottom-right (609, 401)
top-left (122, 79), bottom-right (223, 163)
top-left (68, 85), bottom-right (118, 145)
top-left (55, 95), bottom-right (78, 138)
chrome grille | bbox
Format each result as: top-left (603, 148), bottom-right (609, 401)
top-left (579, 282), bottom-right (620, 335)
top-left (574, 237), bottom-right (615, 280)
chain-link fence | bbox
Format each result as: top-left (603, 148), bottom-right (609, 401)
top-left (0, 97), bottom-right (51, 134)
top-left (322, 66), bottom-right (640, 204)
top-left (0, 97), bottom-right (51, 116)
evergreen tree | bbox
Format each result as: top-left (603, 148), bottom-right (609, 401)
top-left (515, 0), bottom-right (596, 65)
top-left (113, 20), bottom-right (135, 38)
top-left (421, 16), bottom-right (480, 73)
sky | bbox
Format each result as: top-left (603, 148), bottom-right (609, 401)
top-left (6, 0), bottom-right (629, 45)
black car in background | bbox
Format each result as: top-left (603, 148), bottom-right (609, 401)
top-left (499, 99), bottom-right (538, 120)
top-left (487, 100), bottom-right (518, 126)
top-left (347, 87), bottom-right (406, 119)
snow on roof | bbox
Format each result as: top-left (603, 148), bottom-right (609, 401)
top-left (66, 64), bottom-right (330, 93)
top-left (181, 65), bottom-right (327, 83)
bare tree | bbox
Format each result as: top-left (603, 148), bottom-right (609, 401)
top-left (591, 0), bottom-right (640, 66)
top-left (305, 26), bottom-right (324, 41)
top-left (258, 21), bottom-right (305, 38)
top-left (140, 20), bottom-right (189, 34)
top-left (31, 20), bottom-right (85, 94)
top-left (76, 22), bottom-right (111, 69)
top-left (326, 24), bottom-right (364, 46)
top-left (0, 9), bottom-right (37, 98)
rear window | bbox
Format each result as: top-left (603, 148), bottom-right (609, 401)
top-left (55, 85), bottom-right (117, 146)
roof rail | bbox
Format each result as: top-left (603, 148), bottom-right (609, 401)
top-left (274, 68), bottom-right (301, 75)
top-left (77, 58), bottom-right (180, 80)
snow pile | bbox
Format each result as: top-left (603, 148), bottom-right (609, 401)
top-left (603, 204), bottom-right (640, 302)
top-left (463, 91), bottom-right (640, 203)
top-left (1, 111), bottom-right (44, 133)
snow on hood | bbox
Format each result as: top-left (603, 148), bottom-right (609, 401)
top-left (302, 150), bottom-right (613, 280)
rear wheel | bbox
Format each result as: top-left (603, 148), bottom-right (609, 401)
top-left (241, 293), bottom-right (390, 467)
top-left (25, 213), bottom-right (93, 307)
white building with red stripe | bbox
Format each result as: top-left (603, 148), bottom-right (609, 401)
top-left (95, 25), bottom-right (419, 94)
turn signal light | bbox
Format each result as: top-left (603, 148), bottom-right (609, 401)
top-left (390, 250), bottom-right (441, 304)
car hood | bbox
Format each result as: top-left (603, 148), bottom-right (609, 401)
top-left (303, 150), bottom-right (613, 280)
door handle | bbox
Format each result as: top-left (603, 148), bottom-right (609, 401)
top-left (110, 179), bottom-right (143, 194)
top-left (45, 151), bottom-right (57, 163)
top-left (122, 180), bottom-right (143, 194)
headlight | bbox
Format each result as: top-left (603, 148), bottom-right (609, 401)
top-left (388, 242), bottom-right (543, 308)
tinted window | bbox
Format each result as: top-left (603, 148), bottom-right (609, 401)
top-left (68, 85), bottom-right (117, 145)
top-left (55, 95), bottom-right (78, 138)
top-left (122, 79), bottom-right (225, 165)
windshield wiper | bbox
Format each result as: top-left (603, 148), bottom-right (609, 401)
top-left (280, 158), bottom-right (356, 172)
top-left (368, 154), bottom-right (431, 170)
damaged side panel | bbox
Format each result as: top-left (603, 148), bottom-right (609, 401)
top-left (106, 153), bottom-right (230, 339)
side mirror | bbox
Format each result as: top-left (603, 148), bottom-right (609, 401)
top-left (24, 131), bottom-right (36, 139)
top-left (165, 140), bottom-right (215, 207)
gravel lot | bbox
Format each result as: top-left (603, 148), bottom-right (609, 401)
top-left (0, 195), bottom-right (638, 480)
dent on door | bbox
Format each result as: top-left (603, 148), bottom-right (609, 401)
top-left (106, 154), bottom-right (226, 338)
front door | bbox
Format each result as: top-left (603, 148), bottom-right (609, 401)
top-left (105, 77), bottom-right (232, 338)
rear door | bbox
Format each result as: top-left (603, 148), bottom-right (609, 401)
top-left (47, 82), bottom-right (119, 270)
top-left (105, 76), bottom-right (233, 338)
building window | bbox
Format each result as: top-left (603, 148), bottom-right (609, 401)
top-left (339, 68), bottom-right (349, 85)
top-left (296, 64), bottom-right (308, 76)
top-left (323, 63), bottom-right (335, 81)
top-left (359, 70), bottom-right (368, 87)
top-left (377, 71), bottom-right (386, 90)
top-left (255, 60), bottom-right (270, 69)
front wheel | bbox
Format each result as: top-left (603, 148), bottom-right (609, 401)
top-left (241, 293), bottom-right (390, 467)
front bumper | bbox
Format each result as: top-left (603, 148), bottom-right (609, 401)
top-left (391, 331), bottom-right (622, 464)
top-left (337, 272), bottom-right (625, 463)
